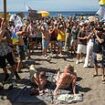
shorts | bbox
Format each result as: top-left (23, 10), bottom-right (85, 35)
top-left (23, 37), bottom-right (29, 50)
top-left (36, 37), bottom-right (42, 44)
top-left (57, 41), bottom-right (63, 47)
top-left (0, 52), bottom-right (16, 68)
top-left (42, 39), bottom-right (49, 49)
top-left (50, 35), bottom-right (57, 41)
top-left (93, 52), bottom-right (105, 67)
top-left (77, 44), bottom-right (86, 54)
top-left (17, 46), bottom-right (25, 60)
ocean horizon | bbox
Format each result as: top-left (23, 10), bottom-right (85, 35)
top-left (0, 11), bottom-right (97, 17)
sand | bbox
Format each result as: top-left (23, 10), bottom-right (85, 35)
top-left (0, 52), bottom-right (105, 105)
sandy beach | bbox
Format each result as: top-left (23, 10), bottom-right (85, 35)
top-left (0, 50), bottom-right (105, 105)
top-left (0, 0), bottom-right (105, 105)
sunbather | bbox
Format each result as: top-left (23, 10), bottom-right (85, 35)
top-left (54, 64), bottom-right (77, 95)
top-left (29, 65), bottom-right (47, 95)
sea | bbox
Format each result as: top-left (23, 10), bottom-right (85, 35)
top-left (9, 11), bottom-right (97, 17)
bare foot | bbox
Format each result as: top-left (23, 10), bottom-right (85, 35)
top-left (92, 73), bottom-right (98, 77)
top-left (53, 91), bottom-right (59, 96)
top-left (102, 76), bottom-right (105, 81)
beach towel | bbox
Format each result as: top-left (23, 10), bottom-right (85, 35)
top-left (56, 93), bottom-right (83, 104)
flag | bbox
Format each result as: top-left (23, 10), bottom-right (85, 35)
top-left (25, 5), bottom-right (32, 11)
top-left (96, 5), bottom-right (105, 20)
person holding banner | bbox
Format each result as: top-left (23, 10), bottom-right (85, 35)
top-left (97, 0), bottom-right (105, 20)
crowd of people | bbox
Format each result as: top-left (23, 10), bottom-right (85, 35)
top-left (0, 14), bottom-right (105, 96)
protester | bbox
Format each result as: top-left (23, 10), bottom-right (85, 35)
top-left (57, 25), bottom-right (65, 56)
top-left (76, 23), bottom-right (87, 64)
top-left (92, 27), bottom-right (105, 81)
top-left (41, 23), bottom-right (50, 57)
top-left (16, 26), bottom-right (26, 72)
top-left (64, 22), bottom-right (72, 52)
top-left (0, 19), bottom-right (20, 81)
top-left (70, 22), bottom-right (79, 54)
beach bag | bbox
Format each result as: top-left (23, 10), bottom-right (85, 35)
top-left (96, 53), bottom-right (103, 61)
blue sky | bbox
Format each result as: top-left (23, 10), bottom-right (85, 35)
top-left (0, 0), bottom-right (99, 11)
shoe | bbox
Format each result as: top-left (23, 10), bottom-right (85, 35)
top-left (76, 60), bottom-right (79, 64)
top-left (88, 64), bottom-right (94, 68)
top-left (59, 54), bottom-right (63, 57)
top-left (79, 59), bottom-right (83, 63)
top-left (83, 65), bottom-right (88, 68)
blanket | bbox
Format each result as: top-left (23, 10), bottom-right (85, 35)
top-left (55, 93), bottom-right (83, 104)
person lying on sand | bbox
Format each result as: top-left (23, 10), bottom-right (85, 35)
top-left (29, 65), bottom-right (47, 95)
top-left (54, 64), bottom-right (77, 95)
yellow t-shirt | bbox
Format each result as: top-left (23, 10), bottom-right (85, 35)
top-left (99, 0), bottom-right (105, 5)
top-left (57, 31), bottom-right (65, 41)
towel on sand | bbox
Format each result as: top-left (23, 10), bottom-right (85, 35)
top-left (56, 93), bottom-right (83, 104)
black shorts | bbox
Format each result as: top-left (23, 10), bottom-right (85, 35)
top-left (0, 52), bottom-right (16, 68)
top-left (17, 46), bottom-right (25, 60)
top-left (50, 35), bottom-right (57, 41)
top-left (93, 52), bottom-right (105, 67)
top-left (32, 37), bottom-right (36, 42)
top-left (35, 37), bottom-right (42, 44)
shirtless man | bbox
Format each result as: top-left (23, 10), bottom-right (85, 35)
top-left (54, 64), bottom-right (77, 95)
top-left (41, 23), bottom-right (50, 57)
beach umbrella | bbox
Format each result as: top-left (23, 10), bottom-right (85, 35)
top-left (37, 11), bottom-right (49, 17)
